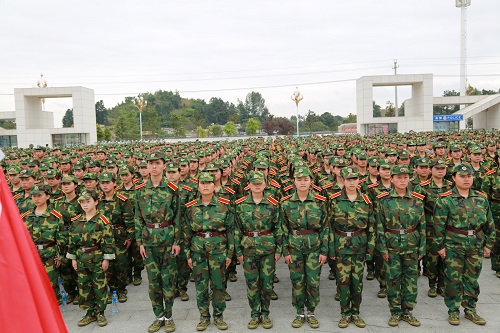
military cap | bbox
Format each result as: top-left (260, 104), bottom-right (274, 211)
top-left (254, 159), bottom-right (269, 169)
top-left (416, 139), bottom-right (427, 146)
top-left (356, 152), bottom-right (368, 160)
top-left (95, 148), bottom-right (106, 154)
top-left (119, 165), bottom-right (135, 175)
top-left (61, 175), bottom-right (78, 184)
top-left (88, 160), bottom-right (101, 168)
top-left (377, 147), bottom-right (386, 153)
top-left (138, 161), bottom-right (148, 168)
top-left (18, 169), bottom-right (35, 178)
top-left (294, 167), bottom-right (312, 178)
top-left (44, 169), bottom-right (61, 178)
top-left (249, 171), bottom-right (265, 184)
top-left (453, 164), bottom-right (473, 175)
top-left (166, 162), bottom-right (179, 172)
top-left (73, 161), bottom-right (86, 170)
top-left (323, 149), bottom-right (334, 156)
top-left (39, 163), bottom-right (50, 171)
top-left (433, 141), bottom-right (446, 149)
top-left (469, 146), bottom-right (482, 154)
top-left (368, 157), bottom-right (379, 166)
top-left (7, 165), bottom-right (21, 174)
top-left (82, 172), bottom-right (98, 181)
top-left (386, 148), bottom-right (397, 156)
top-left (398, 150), bottom-right (410, 160)
top-left (341, 166), bottom-right (359, 179)
top-left (378, 159), bottom-right (392, 169)
top-left (204, 162), bottom-right (220, 171)
top-left (20, 158), bottom-right (29, 165)
top-left (415, 157), bottom-right (430, 167)
top-left (34, 146), bottom-right (46, 152)
top-left (60, 158), bottom-right (71, 164)
top-left (407, 140), bottom-right (416, 146)
top-left (147, 151), bottom-right (165, 161)
top-left (99, 172), bottom-right (115, 182)
top-left (28, 159), bottom-right (40, 167)
top-left (30, 184), bottom-right (51, 195)
top-left (330, 157), bottom-right (348, 167)
top-left (198, 172), bottom-right (214, 182)
top-left (391, 165), bottom-right (411, 175)
top-left (431, 158), bottom-right (447, 168)
top-left (219, 159), bottom-right (230, 168)
top-left (77, 189), bottom-right (99, 202)
top-left (178, 157), bottom-right (189, 166)
top-left (188, 154), bottom-right (198, 162)
top-left (449, 143), bottom-right (462, 152)
top-left (105, 160), bottom-right (117, 168)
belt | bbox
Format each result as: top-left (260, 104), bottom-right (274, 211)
top-left (446, 225), bottom-right (481, 236)
top-left (490, 198), bottom-right (500, 204)
top-left (145, 222), bottom-right (172, 229)
top-left (111, 223), bottom-right (124, 229)
top-left (243, 230), bottom-right (272, 237)
top-left (35, 241), bottom-right (55, 250)
top-left (290, 229), bottom-right (317, 236)
top-left (335, 229), bottom-right (364, 237)
top-left (385, 226), bottom-right (417, 235)
top-left (196, 231), bottom-right (224, 238)
top-left (81, 246), bottom-right (101, 253)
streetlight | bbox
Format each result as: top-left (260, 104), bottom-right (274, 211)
top-left (291, 87), bottom-right (303, 137)
top-left (37, 73), bottom-right (47, 111)
top-left (134, 96), bottom-right (147, 141)
top-left (456, 0), bottom-right (471, 96)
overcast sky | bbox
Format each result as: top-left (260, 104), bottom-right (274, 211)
top-left (1, 0), bottom-right (499, 127)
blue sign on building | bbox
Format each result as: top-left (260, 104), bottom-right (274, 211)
top-left (433, 114), bottom-right (464, 122)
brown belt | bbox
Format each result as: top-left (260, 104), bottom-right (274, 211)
top-left (290, 229), bottom-right (317, 236)
top-left (446, 225), bottom-right (481, 236)
top-left (145, 222), bottom-right (172, 229)
top-left (196, 231), bottom-right (224, 238)
top-left (35, 241), bottom-right (55, 250)
top-left (335, 229), bottom-right (364, 237)
top-left (111, 223), bottom-right (124, 229)
top-left (385, 226), bottom-right (417, 235)
top-left (243, 230), bottom-right (272, 237)
top-left (490, 198), bottom-right (500, 204)
top-left (81, 246), bottom-right (101, 253)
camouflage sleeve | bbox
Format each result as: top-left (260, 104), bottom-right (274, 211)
top-left (482, 199), bottom-right (496, 251)
top-left (433, 196), bottom-right (449, 251)
top-left (481, 174), bottom-right (492, 198)
top-left (183, 207), bottom-right (193, 259)
top-left (121, 198), bottom-right (135, 241)
top-left (280, 203), bottom-right (291, 257)
top-left (366, 202), bottom-right (376, 261)
top-left (417, 201), bottom-right (426, 256)
top-left (66, 226), bottom-right (78, 260)
top-left (225, 204), bottom-right (235, 258)
top-left (376, 201), bottom-right (388, 256)
top-left (234, 207), bottom-right (243, 257)
top-left (101, 217), bottom-right (116, 260)
top-left (55, 216), bottom-right (67, 260)
top-left (172, 191), bottom-right (180, 247)
top-left (319, 201), bottom-right (329, 256)
top-left (272, 204), bottom-right (283, 257)
top-left (134, 190), bottom-right (144, 246)
top-left (327, 202), bottom-right (335, 258)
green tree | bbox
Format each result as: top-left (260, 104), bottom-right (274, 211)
top-left (95, 100), bottom-right (109, 125)
top-left (244, 92), bottom-right (269, 122)
top-left (104, 127), bottom-right (112, 141)
top-left (384, 101), bottom-right (395, 117)
top-left (303, 110), bottom-right (317, 135)
top-left (466, 117), bottom-right (473, 129)
top-left (113, 110), bottom-right (139, 140)
top-left (209, 124), bottom-right (223, 137)
top-left (398, 102), bottom-right (405, 117)
top-left (344, 113), bottom-right (357, 123)
top-left (223, 121), bottom-right (237, 136)
top-left (373, 101), bottom-right (382, 117)
top-left (197, 126), bottom-right (208, 138)
top-left (245, 118), bottom-right (260, 136)
top-left (62, 108), bottom-right (74, 128)
top-left (319, 112), bottom-right (335, 128)
top-left (142, 106), bottom-right (161, 137)
top-left (0, 120), bottom-right (16, 129)
top-left (96, 125), bottom-right (104, 141)
top-left (169, 113), bottom-right (187, 138)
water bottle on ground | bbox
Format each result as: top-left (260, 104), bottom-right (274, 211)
top-left (60, 289), bottom-right (68, 313)
top-left (111, 290), bottom-right (119, 315)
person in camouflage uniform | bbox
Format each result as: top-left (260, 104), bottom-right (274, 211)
top-left (22, 184), bottom-right (66, 303)
top-left (329, 167), bottom-right (375, 328)
top-left (434, 164), bottom-right (496, 326)
top-left (184, 172), bottom-right (234, 331)
top-left (16, 169), bottom-right (36, 215)
top-left (66, 189), bottom-right (115, 327)
top-left (134, 152), bottom-right (180, 333)
top-left (482, 155), bottom-right (500, 278)
top-left (97, 172), bottom-right (134, 303)
top-left (376, 164), bottom-right (425, 327)
top-left (234, 171), bottom-right (283, 330)
top-left (281, 166), bottom-right (328, 329)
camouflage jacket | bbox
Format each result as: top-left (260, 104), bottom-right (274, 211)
top-left (280, 190), bottom-right (329, 257)
top-left (234, 194), bottom-right (283, 257)
top-left (376, 188), bottom-right (426, 256)
top-left (134, 177), bottom-right (180, 248)
top-left (16, 191), bottom-right (35, 215)
top-left (22, 207), bottom-right (67, 260)
top-left (98, 191), bottom-right (135, 244)
top-left (53, 195), bottom-right (83, 231)
top-left (328, 189), bottom-right (375, 259)
top-left (183, 195), bottom-right (235, 258)
top-left (66, 210), bottom-right (116, 262)
top-left (433, 187), bottom-right (495, 253)
top-left (414, 178), bottom-right (454, 226)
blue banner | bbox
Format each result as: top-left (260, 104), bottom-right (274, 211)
top-left (433, 114), bottom-right (464, 122)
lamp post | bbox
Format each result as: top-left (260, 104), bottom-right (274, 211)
top-left (291, 87), bottom-right (303, 137)
top-left (37, 73), bottom-right (47, 111)
top-left (134, 96), bottom-right (147, 141)
top-left (456, 0), bottom-right (471, 96)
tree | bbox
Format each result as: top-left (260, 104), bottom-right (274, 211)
top-left (113, 111), bottom-right (140, 140)
top-left (398, 102), bottom-right (405, 117)
top-left (373, 101), bottom-right (382, 117)
top-left (466, 117), bottom-right (473, 129)
top-left (245, 118), bottom-right (260, 136)
top-left (95, 100), bottom-right (109, 125)
top-left (142, 106), bottom-right (162, 137)
top-left (209, 124), bottom-right (223, 137)
top-left (223, 121), bottom-right (237, 136)
top-left (319, 112), bottom-right (335, 128)
top-left (303, 110), bottom-right (318, 135)
top-left (104, 127), bottom-right (112, 141)
top-left (0, 120), bottom-right (15, 129)
top-left (169, 113), bottom-right (187, 138)
top-left (344, 113), bottom-right (357, 123)
top-left (197, 126), bottom-right (208, 138)
top-left (274, 117), bottom-right (294, 135)
top-left (261, 118), bottom-right (277, 135)
top-left (62, 108), bottom-right (74, 128)
top-left (384, 101), bottom-right (395, 117)
top-left (96, 125), bottom-right (104, 141)
top-left (244, 92), bottom-right (269, 122)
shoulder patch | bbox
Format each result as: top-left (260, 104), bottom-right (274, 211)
top-left (476, 191), bottom-right (488, 198)
top-left (284, 184), bottom-right (294, 192)
top-left (420, 180), bottom-right (431, 186)
top-left (270, 179), bottom-right (281, 189)
top-left (181, 184), bottom-right (193, 191)
top-left (21, 211), bottom-right (30, 219)
top-left (439, 191), bottom-right (453, 197)
top-left (191, 177), bottom-right (199, 183)
top-left (486, 169), bottom-right (496, 176)
top-left (100, 215), bottom-right (110, 225)
top-left (312, 167), bottom-right (322, 173)
top-left (218, 197), bottom-right (231, 205)
top-left (50, 209), bottom-right (63, 219)
top-left (311, 183), bottom-right (322, 192)
top-left (269, 169), bottom-right (276, 176)
top-left (167, 182), bottom-right (178, 191)
top-left (114, 186), bottom-right (121, 191)
top-left (411, 192), bottom-right (425, 200)
top-left (368, 182), bottom-right (378, 188)
top-left (329, 191), bottom-right (342, 200)
top-left (244, 184), bottom-right (250, 191)
top-left (280, 166), bottom-right (288, 172)
top-left (377, 192), bottom-right (390, 199)
top-left (135, 182), bottom-right (146, 190)
top-left (267, 196), bottom-right (278, 205)
top-left (116, 193), bottom-right (127, 202)
top-left (322, 183), bottom-right (334, 190)
top-left (314, 193), bottom-right (327, 201)
top-left (54, 196), bottom-right (64, 201)
top-left (133, 178), bottom-right (139, 184)
top-left (185, 199), bottom-right (197, 208)
top-left (281, 194), bottom-right (292, 202)
top-left (71, 214), bottom-right (82, 222)
top-left (234, 173), bottom-right (243, 179)
top-left (359, 178), bottom-right (367, 183)
top-left (231, 178), bottom-right (241, 185)
top-left (361, 193), bottom-right (372, 205)
top-left (12, 193), bottom-right (21, 200)
top-left (224, 186), bottom-right (235, 195)
top-left (235, 196), bottom-right (247, 205)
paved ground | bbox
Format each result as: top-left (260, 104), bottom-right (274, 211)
top-left (62, 259), bottom-right (500, 333)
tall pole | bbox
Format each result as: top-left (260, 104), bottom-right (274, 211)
top-left (456, 0), bottom-right (471, 96)
top-left (393, 60), bottom-right (399, 117)
top-left (291, 87), bottom-right (303, 137)
top-left (134, 96), bottom-right (147, 141)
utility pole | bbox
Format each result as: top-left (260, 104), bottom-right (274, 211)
top-left (393, 60), bottom-right (399, 118)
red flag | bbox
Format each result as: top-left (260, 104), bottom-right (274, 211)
top-left (0, 169), bottom-right (68, 332)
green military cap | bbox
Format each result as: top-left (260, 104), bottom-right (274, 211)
top-left (449, 143), bottom-right (462, 151)
top-left (108, 153), bottom-right (117, 160)
top-left (95, 148), bottom-right (106, 154)
top-left (391, 165), bottom-right (411, 175)
top-left (39, 163), bottom-right (51, 171)
top-left (407, 140), bottom-right (416, 146)
top-left (18, 169), bottom-right (35, 178)
top-left (44, 169), bottom-right (60, 178)
top-left (60, 158), bottom-right (71, 164)
top-left (34, 146), bottom-right (46, 152)
top-left (469, 146), bottom-right (482, 154)
top-left (82, 172), bottom-right (98, 180)
top-left (198, 151), bottom-right (207, 157)
top-left (341, 166), bottom-right (359, 179)
top-left (378, 159), bottom-right (392, 169)
top-left (336, 145), bottom-right (345, 150)
top-left (356, 152), bottom-right (368, 160)
top-left (179, 157), bottom-right (189, 166)
top-left (433, 141), bottom-right (446, 149)
top-left (254, 159), bottom-right (269, 169)
top-left (28, 159), bottom-right (40, 167)
top-left (119, 165), bottom-right (135, 175)
top-left (104, 160), bottom-right (117, 168)
top-left (415, 157), bottom-right (430, 166)
top-left (330, 157), bottom-right (348, 167)
top-left (398, 150), bottom-right (410, 160)
top-left (453, 163), bottom-right (473, 175)
top-left (31, 184), bottom-right (51, 195)
top-left (205, 162), bottom-right (220, 171)
top-left (431, 158), bottom-right (447, 168)
top-left (368, 157), bottom-right (379, 166)
top-left (377, 147), bottom-right (386, 153)
top-left (416, 139), bottom-right (427, 146)
top-left (147, 151), bottom-right (165, 161)
top-left (20, 158), bottom-right (29, 165)
top-left (294, 167), bottom-right (312, 178)
top-left (323, 149), bottom-right (334, 156)
top-left (99, 171), bottom-right (115, 182)
top-left (88, 160), bottom-right (101, 168)
top-left (165, 147), bottom-right (173, 152)
top-left (386, 148), bottom-right (397, 156)
top-left (61, 175), bottom-right (78, 184)
top-left (188, 154), bottom-right (198, 162)
top-left (7, 165), bottom-right (21, 174)
top-left (122, 152), bottom-right (132, 158)
top-left (198, 172), bottom-right (214, 182)
top-left (77, 189), bottom-right (99, 202)
top-left (138, 161), bottom-right (147, 168)
top-left (73, 161), bottom-right (86, 170)
top-left (219, 159), bottom-right (230, 168)
top-left (166, 162), bottom-right (179, 172)
top-left (294, 160), bottom-right (308, 168)
top-left (249, 171), bottom-right (266, 184)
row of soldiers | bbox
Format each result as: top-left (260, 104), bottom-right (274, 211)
top-left (2, 130), bottom-right (499, 330)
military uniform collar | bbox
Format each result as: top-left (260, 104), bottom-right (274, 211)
top-left (291, 190), bottom-right (315, 201)
top-left (390, 187), bottom-right (412, 198)
top-left (451, 186), bottom-right (478, 197)
top-left (340, 188), bottom-right (362, 201)
top-left (195, 195), bottom-right (218, 206)
top-left (145, 176), bottom-right (167, 188)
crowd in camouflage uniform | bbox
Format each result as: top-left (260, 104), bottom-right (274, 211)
top-left (2, 129), bottom-right (498, 330)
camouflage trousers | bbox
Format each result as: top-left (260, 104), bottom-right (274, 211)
top-left (60, 256), bottom-right (78, 297)
top-left (127, 239), bottom-right (144, 279)
top-left (288, 251), bottom-right (322, 313)
top-left (424, 234), bottom-right (444, 289)
top-left (175, 249), bottom-right (191, 294)
top-left (336, 254), bottom-right (365, 316)
top-left (384, 252), bottom-right (419, 315)
top-left (106, 244), bottom-right (129, 293)
top-left (77, 259), bottom-right (108, 314)
top-left (443, 247), bottom-right (483, 313)
top-left (144, 246), bottom-right (177, 318)
top-left (374, 249), bottom-right (386, 289)
top-left (365, 257), bottom-right (375, 274)
top-left (491, 219), bottom-right (500, 273)
top-left (192, 251), bottom-right (227, 319)
top-left (42, 255), bottom-right (61, 302)
top-left (242, 253), bottom-right (275, 318)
